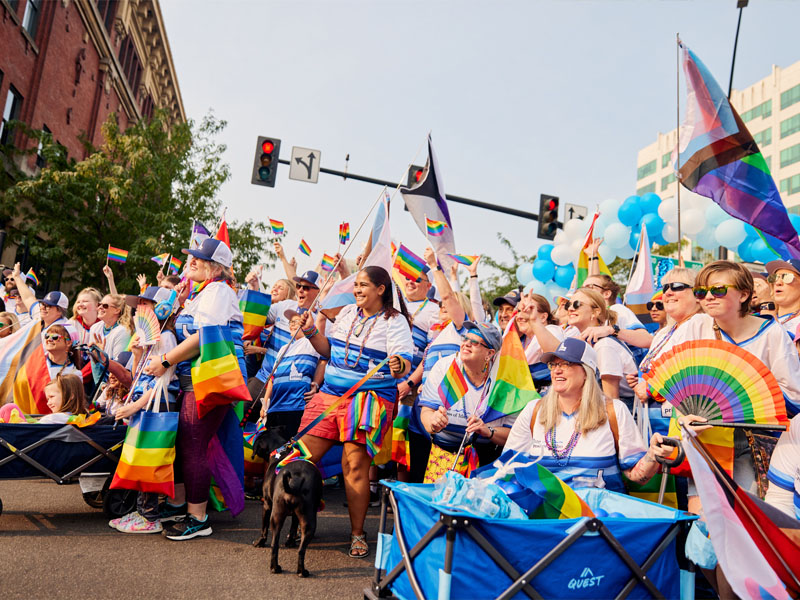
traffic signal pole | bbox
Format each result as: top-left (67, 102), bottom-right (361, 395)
top-left (276, 158), bottom-right (541, 222)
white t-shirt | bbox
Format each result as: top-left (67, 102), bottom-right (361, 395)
top-left (639, 313), bottom-right (706, 373)
top-left (777, 312), bottom-right (800, 340)
top-left (38, 412), bottom-right (71, 424)
top-left (505, 397), bottom-right (648, 493)
top-left (419, 354), bottom-right (518, 448)
top-left (594, 337), bottom-right (637, 398)
top-left (766, 414), bottom-right (800, 519)
top-left (683, 314), bottom-right (800, 417)
top-left (181, 281), bottom-right (243, 326)
top-left (407, 299), bottom-right (439, 368)
top-left (88, 321), bottom-right (131, 362)
top-left (610, 303), bottom-right (646, 330)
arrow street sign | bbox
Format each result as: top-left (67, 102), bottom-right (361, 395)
top-left (564, 203), bottom-right (588, 221)
top-left (289, 146), bottom-right (321, 183)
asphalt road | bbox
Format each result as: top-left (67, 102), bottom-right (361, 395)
top-left (0, 478), bottom-right (385, 600)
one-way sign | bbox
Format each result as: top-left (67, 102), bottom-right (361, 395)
top-left (289, 146), bottom-right (321, 183)
top-left (565, 203), bottom-right (588, 220)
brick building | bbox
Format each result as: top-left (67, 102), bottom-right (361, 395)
top-left (0, 0), bottom-right (184, 288)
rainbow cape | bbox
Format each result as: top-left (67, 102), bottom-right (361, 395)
top-left (320, 253), bottom-right (336, 272)
top-left (298, 239), bottom-right (312, 256)
top-left (107, 245), bottom-right (129, 263)
top-left (191, 325), bottom-right (250, 418)
top-left (575, 211), bottom-right (611, 288)
top-left (393, 244), bottom-right (426, 282)
top-left (676, 41), bottom-right (800, 260)
top-left (438, 357), bottom-right (468, 409)
top-left (447, 254), bottom-right (479, 267)
top-left (239, 289), bottom-right (272, 341)
top-left (425, 217), bottom-right (447, 237)
top-left (483, 325), bottom-right (539, 422)
top-left (269, 218), bottom-right (285, 235)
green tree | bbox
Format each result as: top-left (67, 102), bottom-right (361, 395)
top-left (0, 111), bottom-right (275, 294)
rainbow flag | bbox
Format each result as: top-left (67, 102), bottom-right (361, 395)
top-left (426, 217), bottom-right (447, 237)
top-left (269, 218), bottom-right (285, 235)
top-left (515, 462), bottom-right (595, 519)
top-left (0, 320), bottom-right (49, 413)
top-left (168, 256), bottom-right (182, 275)
top-left (25, 268), bottom-right (39, 286)
top-left (438, 357), bottom-right (468, 409)
top-left (575, 211), bottom-right (612, 289)
top-left (339, 222), bottom-right (350, 245)
top-left (298, 239), bottom-right (312, 256)
top-left (239, 290), bottom-right (272, 341)
top-left (320, 253), bottom-right (336, 272)
top-left (243, 422), bottom-right (265, 477)
top-left (393, 244), bottom-right (426, 282)
top-left (107, 245), bottom-right (129, 263)
top-left (275, 439), bottom-right (313, 470)
top-left (390, 403), bottom-right (412, 468)
top-left (447, 254), bottom-right (479, 267)
top-left (110, 410), bottom-right (178, 496)
top-left (151, 253), bottom-right (169, 267)
top-left (191, 325), bottom-right (251, 418)
top-left (676, 42), bottom-right (800, 260)
top-left (484, 326), bottom-right (539, 422)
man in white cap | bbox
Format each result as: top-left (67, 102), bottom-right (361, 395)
top-left (11, 263), bottom-right (77, 343)
top-left (766, 259), bottom-right (800, 338)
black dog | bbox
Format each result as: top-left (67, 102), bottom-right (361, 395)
top-left (251, 426), bottom-right (323, 578)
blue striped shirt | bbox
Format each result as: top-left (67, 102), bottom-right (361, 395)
top-left (269, 338), bottom-right (321, 413)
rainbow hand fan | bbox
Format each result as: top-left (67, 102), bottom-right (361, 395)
top-left (134, 304), bottom-right (161, 347)
top-left (643, 339), bottom-right (788, 427)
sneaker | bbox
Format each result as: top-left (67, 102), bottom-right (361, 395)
top-left (163, 514), bottom-right (212, 541)
top-left (116, 512), bottom-right (163, 534)
top-left (158, 501), bottom-right (187, 523)
top-left (108, 511), bottom-right (138, 529)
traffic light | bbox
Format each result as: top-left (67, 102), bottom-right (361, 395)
top-left (537, 194), bottom-right (560, 240)
top-left (407, 164), bottom-right (425, 188)
top-left (251, 136), bottom-right (281, 187)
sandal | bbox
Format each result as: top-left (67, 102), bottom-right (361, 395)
top-left (348, 533), bottom-right (369, 558)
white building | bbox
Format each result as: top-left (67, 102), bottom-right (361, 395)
top-left (636, 59), bottom-right (800, 214)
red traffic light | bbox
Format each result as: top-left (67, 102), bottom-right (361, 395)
top-left (547, 199), bottom-right (556, 211)
top-left (261, 140), bottom-right (275, 154)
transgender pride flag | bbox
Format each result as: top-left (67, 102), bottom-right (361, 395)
top-left (675, 41), bottom-right (800, 259)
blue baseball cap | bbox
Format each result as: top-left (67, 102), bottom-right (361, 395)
top-left (181, 238), bottom-right (233, 268)
top-left (766, 259), bottom-right (800, 277)
top-left (42, 291), bottom-right (69, 310)
top-left (492, 289), bottom-right (521, 308)
top-left (540, 337), bottom-right (598, 371)
top-left (293, 270), bottom-right (320, 289)
top-left (462, 321), bottom-right (502, 351)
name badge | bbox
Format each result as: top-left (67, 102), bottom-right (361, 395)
top-left (661, 404), bottom-right (673, 418)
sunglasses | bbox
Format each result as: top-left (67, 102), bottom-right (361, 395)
top-left (693, 285), bottom-right (735, 299)
top-left (44, 333), bottom-right (65, 342)
top-left (296, 284), bottom-right (316, 291)
top-left (647, 301), bottom-right (664, 311)
top-left (583, 283), bottom-right (606, 292)
top-left (768, 272), bottom-right (796, 284)
top-left (0, 322), bottom-right (9, 329)
top-left (547, 360), bottom-right (578, 371)
top-left (662, 282), bottom-right (692, 293)
top-left (460, 335), bottom-right (489, 349)
top-left (565, 300), bottom-right (584, 310)
top-left (99, 302), bottom-right (113, 309)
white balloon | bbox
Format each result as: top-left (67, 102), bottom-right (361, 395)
top-left (705, 203), bottom-right (728, 227)
top-left (657, 196), bottom-right (678, 224)
top-left (564, 218), bottom-right (589, 239)
top-left (599, 198), bottom-right (621, 218)
top-left (553, 230), bottom-right (567, 245)
top-left (594, 214), bottom-right (611, 238)
top-left (570, 236), bottom-right (584, 253)
top-left (682, 208), bottom-right (706, 235)
top-left (696, 227), bottom-right (718, 250)
top-left (545, 282), bottom-right (566, 300)
top-left (604, 223), bottom-right (631, 249)
top-left (598, 243), bottom-right (617, 264)
top-left (616, 244), bottom-right (635, 259)
top-left (551, 244), bottom-right (576, 267)
top-left (662, 223), bottom-right (679, 243)
top-left (714, 218), bottom-right (747, 248)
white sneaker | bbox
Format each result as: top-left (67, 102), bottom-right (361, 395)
top-left (108, 511), bottom-right (139, 529)
top-left (116, 511), bottom-right (163, 534)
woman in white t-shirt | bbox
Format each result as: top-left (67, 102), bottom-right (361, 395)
top-left (566, 288), bottom-right (637, 407)
top-left (505, 338), bottom-right (670, 493)
top-left (89, 293), bottom-right (133, 382)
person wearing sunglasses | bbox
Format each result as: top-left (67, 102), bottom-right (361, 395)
top-left (43, 324), bottom-right (82, 380)
top-left (581, 274), bottom-right (653, 353)
top-left (88, 294), bottom-right (133, 384)
top-left (0, 311), bottom-right (19, 339)
top-left (10, 263), bottom-right (77, 344)
top-left (515, 293), bottom-right (573, 394)
top-left (765, 260), bottom-right (800, 337)
top-left (646, 291), bottom-right (667, 332)
top-left (505, 338), bottom-right (671, 492)
top-left (750, 272), bottom-right (775, 317)
top-left (2, 267), bottom-right (17, 314)
top-left (566, 288), bottom-right (637, 408)
top-left (420, 321), bottom-right (511, 473)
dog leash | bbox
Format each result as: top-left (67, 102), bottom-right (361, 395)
top-left (273, 356), bottom-right (391, 456)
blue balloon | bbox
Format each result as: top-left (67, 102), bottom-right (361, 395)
top-left (516, 263), bottom-right (534, 285)
top-left (629, 229), bottom-right (641, 251)
top-left (532, 259), bottom-right (555, 283)
top-left (749, 238), bottom-right (776, 264)
top-left (639, 192), bottom-right (661, 215)
top-left (790, 214), bottom-right (800, 235)
top-left (554, 264), bottom-right (575, 288)
top-left (537, 243), bottom-right (554, 262)
top-left (623, 195), bottom-right (641, 208)
top-left (641, 212), bottom-right (665, 238)
top-left (737, 238), bottom-right (755, 262)
top-left (744, 223), bottom-right (759, 240)
top-left (653, 232), bottom-right (668, 246)
top-left (618, 200), bottom-right (643, 227)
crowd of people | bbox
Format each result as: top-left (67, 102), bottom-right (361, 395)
top-left (1, 234), bottom-right (799, 595)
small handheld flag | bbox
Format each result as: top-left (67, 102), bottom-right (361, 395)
top-left (107, 245), bottom-right (129, 263)
top-left (151, 253), bottom-right (169, 267)
top-left (447, 254), bottom-right (479, 267)
top-left (425, 217), bottom-right (447, 237)
top-left (298, 239), bottom-right (312, 256)
top-left (338, 222), bottom-right (350, 245)
top-left (269, 218), bottom-right (285, 236)
top-left (438, 357), bottom-right (468, 409)
top-left (393, 244), bottom-right (426, 282)
top-left (239, 289), bottom-right (272, 341)
top-left (25, 268), bottom-right (39, 286)
top-left (168, 257), bottom-right (182, 275)
top-left (320, 254), bottom-right (336, 272)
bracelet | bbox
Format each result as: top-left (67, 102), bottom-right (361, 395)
top-left (470, 275), bottom-right (478, 279)
top-left (588, 256), bottom-right (599, 261)
top-left (488, 426), bottom-right (495, 440)
top-left (302, 324), bottom-right (318, 338)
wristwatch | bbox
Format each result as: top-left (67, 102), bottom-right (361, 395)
top-left (161, 354), bottom-right (171, 369)
top-left (488, 426), bottom-right (496, 440)
top-left (407, 379), bottom-right (418, 392)
top-left (611, 324), bottom-right (620, 337)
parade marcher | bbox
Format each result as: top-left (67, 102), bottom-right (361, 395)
top-left (43, 324), bottom-right (82, 380)
top-left (88, 294), bottom-right (133, 383)
top-left (70, 288), bottom-right (102, 346)
top-left (515, 293), bottom-right (572, 393)
top-left (143, 238), bottom-right (246, 541)
top-left (0, 311), bottom-right (19, 339)
top-left (751, 271), bottom-right (775, 317)
top-left (492, 289), bottom-right (521, 330)
top-left (298, 266), bottom-right (414, 558)
top-left (0, 373), bottom-right (88, 424)
top-left (464, 256), bottom-right (487, 323)
top-left (505, 338), bottom-right (671, 492)
top-left (765, 413), bottom-right (800, 519)
top-left (2, 268), bottom-right (17, 314)
top-left (647, 290), bottom-right (667, 332)
top-left (11, 263), bottom-right (77, 342)
top-left (766, 259), bottom-right (800, 338)
top-left (581, 274), bottom-right (653, 353)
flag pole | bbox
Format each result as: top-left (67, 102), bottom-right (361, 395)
top-left (105, 244), bottom-right (109, 268)
top-left (162, 254), bottom-right (170, 277)
top-left (676, 34), bottom-right (684, 268)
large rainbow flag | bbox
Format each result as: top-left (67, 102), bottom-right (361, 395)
top-left (191, 325), bottom-right (250, 418)
top-left (515, 462), bottom-right (595, 520)
top-left (676, 41), bottom-right (800, 260)
top-left (483, 325), bottom-right (539, 423)
top-left (624, 223), bottom-right (655, 329)
top-left (238, 290), bottom-right (272, 341)
top-left (0, 319), bottom-right (49, 413)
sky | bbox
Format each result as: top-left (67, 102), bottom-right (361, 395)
top-left (159, 0), bottom-right (800, 283)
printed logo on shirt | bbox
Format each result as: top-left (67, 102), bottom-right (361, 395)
top-left (289, 363), bottom-right (303, 381)
top-left (367, 359), bottom-right (385, 379)
top-left (568, 567), bottom-right (605, 590)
